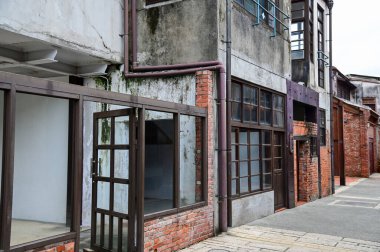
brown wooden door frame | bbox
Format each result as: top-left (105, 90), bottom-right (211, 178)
top-left (369, 138), bottom-right (375, 174)
top-left (333, 102), bottom-right (345, 186)
top-left (91, 108), bottom-right (136, 252)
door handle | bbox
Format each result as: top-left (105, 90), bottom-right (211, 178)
top-left (91, 158), bottom-right (96, 178)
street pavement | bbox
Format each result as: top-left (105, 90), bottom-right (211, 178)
top-left (182, 174), bottom-right (380, 252)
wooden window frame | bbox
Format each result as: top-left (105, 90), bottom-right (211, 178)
top-left (230, 79), bottom-right (285, 199)
top-left (317, 5), bottom-right (325, 88)
top-left (0, 72), bottom-right (208, 252)
top-left (319, 109), bottom-right (326, 146)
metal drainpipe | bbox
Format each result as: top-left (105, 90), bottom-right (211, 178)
top-left (225, 0), bottom-right (232, 230)
top-left (124, 0), bottom-right (228, 237)
top-left (328, 0), bottom-right (335, 194)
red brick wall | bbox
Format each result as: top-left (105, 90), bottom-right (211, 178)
top-left (29, 241), bottom-right (74, 252)
top-left (143, 71), bottom-right (215, 251)
top-left (293, 121), bottom-right (319, 202)
top-left (342, 110), bottom-right (362, 177)
top-left (341, 107), bottom-right (377, 178)
top-left (320, 145), bottom-right (331, 197)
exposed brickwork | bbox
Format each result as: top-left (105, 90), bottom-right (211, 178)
top-left (320, 145), bottom-right (331, 197)
top-left (342, 107), bottom-right (377, 178)
top-left (143, 71), bottom-right (215, 252)
top-left (28, 241), bottom-right (74, 252)
top-left (343, 110), bottom-right (362, 177)
top-left (293, 121), bottom-right (319, 202)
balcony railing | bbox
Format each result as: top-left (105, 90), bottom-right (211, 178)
top-left (318, 51), bottom-right (329, 66)
top-left (250, 0), bottom-right (290, 38)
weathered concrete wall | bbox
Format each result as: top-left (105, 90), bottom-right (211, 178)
top-left (231, 191), bottom-right (274, 227)
top-left (12, 93), bottom-right (69, 223)
top-left (218, 0), bottom-right (291, 94)
top-left (0, 0), bottom-right (123, 62)
top-left (136, 0), bottom-right (218, 65)
top-left (353, 82), bottom-right (380, 115)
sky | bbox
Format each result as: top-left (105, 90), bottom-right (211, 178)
top-left (333, 0), bottom-right (380, 76)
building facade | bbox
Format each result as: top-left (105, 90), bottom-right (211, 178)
top-left (332, 69), bottom-right (380, 186)
top-left (0, 0), bottom-right (334, 251)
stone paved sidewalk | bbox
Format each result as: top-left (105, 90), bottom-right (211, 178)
top-left (181, 225), bottom-right (380, 252)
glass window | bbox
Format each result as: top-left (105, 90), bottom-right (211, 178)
top-left (144, 111), bottom-right (174, 214)
top-left (260, 91), bottom-right (272, 125)
top-left (273, 95), bottom-right (284, 127)
top-left (11, 93), bottom-right (71, 246)
top-left (0, 91), bottom-right (4, 221)
top-left (179, 115), bottom-right (204, 207)
top-left (320, 110), bottom-right (326, 146)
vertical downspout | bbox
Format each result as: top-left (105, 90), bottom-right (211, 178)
top-left (131, 0), bottom-right (138, 66)
top-left (124, 0), bottom-right (129, 74)
top-left (328, 0), bottom-right (335, 194)
top-left (224, 0), bottom-right (232, 231)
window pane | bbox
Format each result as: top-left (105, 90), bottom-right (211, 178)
top-left (274, 158), bottom-right (283, 170)
top-left (239, 130), bottom-right (248, 144)
top-left (231, 179), bottom-right (237, 195)
top-left (250, 145), bottom-right (259, 159)
top-left (240, 177), bottom-right (249, 193)
top-left (250, 161), bottom-right (260, 175)
top-left (114, 183), bottom-right (128, 214)
top-left (98, 117), bottom-right (111, 145)
top-left (263, 174), bottom-right (272, 189)
top-left (243, 104), bottom-right (257, 123)
top-left (262, 131), bottom-right (271, 144)
top-left (232, 144), bottom-right (237, 161)
top-left (261, 146), bottom-right (272, 158)
top-left (274, 111), bottom-right (284, 127)
top-left (231, 129), bottom-right (237, 144)
top-left (232, 83), bottom-right (241, 102)
top-left (114, 150), bottom-right (129, 179)
top-left (250, 131), bottom-right (259, 144)
top-left (262, 160), bottom-right (272, 173)
top-left (179, 115), bottom-right (203, 207)
top-left (260, 91), bottom-right (272, 108)
top-left (115, 116), bottom-right (129, 145)
top-left (274, 132), bottom-right (283, 145)
top-left (243, 86), bottom-right (257, 105)
top-left (273, 95), bottom-right (284, 111)
top-left (11, 93), bottom-right (70, 245)
top-left (232, 102), bottom-right (241, 121)
top-left (98, 150), bottom-right (111, 177)
top-left (274, 146), bottom-right (282, 157)
top-left (232, 162), bottom-right (238, 178)
top-left (251, 176), bottom-right (260, 191)
top-left (240, 145), bottom-right (248, 160)
top-left (144, 111), bottom-right (174, 213)
top-left (97, 182), bottom-right (110, 210)
top-left (240, 162), bottom-right (249, 177)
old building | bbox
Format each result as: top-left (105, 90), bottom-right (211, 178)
top-left (289, 0), bottom-right (334, 204)
top-left (0, 0), bottom-right (335, 251)
top-left (332, 69), bottom-right (380, 186)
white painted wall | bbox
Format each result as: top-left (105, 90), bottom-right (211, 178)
top-left (12, 93), bottom-right (69, 224)
top-left (0, 0), bottom-right (123, 62)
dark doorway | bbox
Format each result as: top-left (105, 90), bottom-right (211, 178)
top-left (274, 132), bottom-right (285, 210)
top-left (333, 103), bottom-right (345, 186)
top-left (91, 109), bottom-right (136, 252)
top-left (369, 138), bottom-right (375, 174)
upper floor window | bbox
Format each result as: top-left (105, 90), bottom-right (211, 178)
top-left (291, 1), bottom-right (305, 60)
top-left (235, 0), bottom-right (285, 35)
top-left (319, 109), bottom-right (326, 146)
top-left (232, 82), bottom-right (284, 128)
top-left (309, 0), bottom-right (314, 62)
top-left (317, 5), bottom-right (325, 88)
top-left (337, 81), bottom-right (351, 101)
